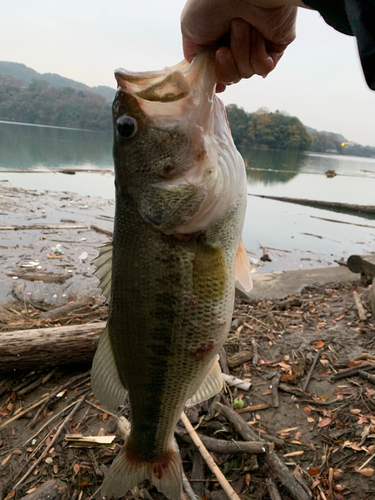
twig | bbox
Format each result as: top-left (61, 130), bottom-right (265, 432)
top-left (31, 371), bottom-right (90, 428)
top-left (23, 400), bottom-right (78, 446)
top-left (90, 224), bottom-right (113, 237)
top-left (358, 452), bottom-right (375, 471)
top-left (182, 470), bottom-right (198, 500)
top-left (251, 338), bottom-right (259, 366)
top-left (271, 373), bottom-right (281, 408)
top-left (303, 349), bottom-right (322, 392)
top-left (85, 400), bottom-right (119, 419)
top-left (180, 412), bottom-right (241, 500)
top-left (331, 363), bottom-right (375, 380)
top-left (14, 395), bottom-right (86, 490)
top-left (358, 370), bottom-right (375, 385)
top-left (216, 403), bottom-right (311, 500)
top-left (353, 291), bottom-right (367, 321)
top-left (86, 485), bottom-right (102, 500)
top-left (266, 478), bottom-right (282, 500)
top-left (236, 403), bottom-right (272, 414)
top-left (0, 393), bottom-right (50, 432)
top-left (221, 373), bottom-right (251, 391)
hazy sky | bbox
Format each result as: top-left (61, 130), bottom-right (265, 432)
top-left (1, 0), bottom-right (374, 146)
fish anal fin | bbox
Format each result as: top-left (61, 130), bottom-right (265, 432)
top-left (102, 443), bottom-right (182, 500)
top-left (235, 240), bottom-right (253, 292)
top-left (186, 356), bottom-right (223, 407)
top-left (91, 327), bottom-right (127, 412)
top-left (92, 242), bottom-right (112, 302)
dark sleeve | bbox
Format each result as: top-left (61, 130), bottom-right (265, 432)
top-left (302, 0), bottom-right (375, 90)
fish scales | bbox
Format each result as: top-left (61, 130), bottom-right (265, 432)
top-left (91, 50), bottom-right (252, 499)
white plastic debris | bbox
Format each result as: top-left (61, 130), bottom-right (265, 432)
top-left (221, 373), bottom-right (251, 391)
top-left (79, 252), bottom-right (88, 262)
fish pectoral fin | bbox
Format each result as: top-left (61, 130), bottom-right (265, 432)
top-left (92, 242), bottom-right (112, 302)
top-left (91, 327), bottom-right (128, 411)
top-left (185, 356), bottom-right (223, 407)
top-left (102, 442), bottom-right (182, 500)
top-left (235, 239), bottom-right (253, 292)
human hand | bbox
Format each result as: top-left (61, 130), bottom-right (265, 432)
top-left (181, 0), bottom-right (301, 92)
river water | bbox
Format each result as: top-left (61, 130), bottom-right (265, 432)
top-left (1, 120), bottom-right (374, 272)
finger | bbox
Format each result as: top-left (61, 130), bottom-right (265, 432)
top-left (182, 35), bottom-right (200, 63)
top-left (249, 29), bottom-right (276, 77)
top-left (230, 19), bottom-right (255, 80)
top-left (215, 46), bottom-right (240, 85)
top-left (215, 83), bottom-right (227, 93)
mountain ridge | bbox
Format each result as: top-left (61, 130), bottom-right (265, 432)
top-left (0, 61), bottom-right (116, 102)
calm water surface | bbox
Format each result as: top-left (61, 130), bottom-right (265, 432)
top-left (1, 121), bottom-right (374, 271)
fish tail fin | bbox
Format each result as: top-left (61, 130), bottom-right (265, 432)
top-left (102, 442), bottom-right (182, 500)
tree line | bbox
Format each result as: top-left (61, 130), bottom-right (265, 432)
top-left (226, 104), bottom-right (375, 157)
top-left (0, 75), bottom-right (373, 157)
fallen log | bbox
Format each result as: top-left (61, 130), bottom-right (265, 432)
top-left (0, 323), bottom-right (105, 373)
top-left (19, 480), bottom-right (70, 500)
top-left (6, 270), bottom-right (71, 284)
top-left (248, 194), bottom-right (375, 217)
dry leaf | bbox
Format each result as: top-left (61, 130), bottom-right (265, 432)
top-left (295, 431), bottom-right (302, 440)
top-left (245, 474), bottom-right (251, 486)
top-left (309, 443), bottom-right (317, 451)
top-left (262, 388), bottom-right (272, 395)
top-left (303, 406), bottom-right (313, 414)
top-left (351, 442), bottom-right (363, 451)
top-left (1, 453), bottom-right (12, 466)
top-left (308, 467), bottom-right (320, 476)
top-left (7, 403), bottom-right (13, 411)
top-left (318, 418), bottom-right (332, 428)
top-left (315, 341), bottom-right (325, 349)
top-left (357, 467), bottom-right (374, 477)
top-left (73, 463), bottom-right (80, 474)
top-left (333, 469), bottom-right (343, 479)
top-left (283, 451), bottom-right (304, 457)
top-left (358, 415), bottom-right (369, 424)
top-left (26, 486), bottom-right (38, 494)
top-left (351, 409), bottom-right (362, 415)
top-left (307, 417), bottom-right (315, 423)
top-left (102, 412), bottom-right (109, 421)
top-left (367, 445), bottom-right (375, 453)
top-left (80, 481), bottom-right (90, 487)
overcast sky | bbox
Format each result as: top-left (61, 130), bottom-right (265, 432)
top-left (1, 0), bottom-right (374, 146)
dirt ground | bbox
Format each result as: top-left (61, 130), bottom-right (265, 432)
top-left (1, 277), bottom-right (375, 500)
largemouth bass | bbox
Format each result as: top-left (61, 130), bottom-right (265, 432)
top-left (91, 50), bottom-right (252, 500)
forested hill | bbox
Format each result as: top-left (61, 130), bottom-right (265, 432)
top-left (0, 62), bottom-right (116, 102)
top-left (226, 104), bottom-right (375, 158)
top-left (0, 74), bottom-right (112, 131)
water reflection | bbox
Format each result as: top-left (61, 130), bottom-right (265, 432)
top-left (0, 121), bottom-right (113, 170)
top-left (239, 147), bottom-right (309, 185)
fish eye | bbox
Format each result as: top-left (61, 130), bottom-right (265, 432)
top-left (116, 115), bottom-right (138, 139)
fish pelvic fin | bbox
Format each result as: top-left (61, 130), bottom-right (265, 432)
top-left (91, 326), bottom-right (128, 412)
top-left (235, 239), bottom-right (253, 292)
top-left (102, 442), bottom-right (182, 500)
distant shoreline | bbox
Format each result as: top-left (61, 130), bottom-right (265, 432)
top-left (0, 119), bottom-right (109, 133)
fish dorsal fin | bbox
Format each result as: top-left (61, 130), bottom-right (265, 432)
top-left (92, 242), bottom-right (112, 302)
top-left (185, 355), bottom-right (223, 407)
top-left (91, 327), bottom-right (128, 411)
top-left (235, 240), bottom-right (253, 292)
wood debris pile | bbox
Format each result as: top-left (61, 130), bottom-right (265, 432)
top-left (0, 279), bottom-right (374, 500)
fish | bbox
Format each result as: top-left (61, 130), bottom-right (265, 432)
top-left (91, 50), bottom-right (252, 500)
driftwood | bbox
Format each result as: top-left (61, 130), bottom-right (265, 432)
top-left (331, 363), bottom-right (375, 380)
top-left (19, 480), bottom-right (70, 500)
top-left (216, 403), bottom-right (311, 500)
top-left (176, 428), bottom-right (267, 454)
top-left (358, 370), bottom-right (375, 385)
top-left (0, 323), bottom-right (104, 372)
top-left (348, 255), bottom-right (375, 284)
top-left (371, 279), bottom-right (375, 317)
top-left (6, 270), bottom-right (71, 284)
top-left (0, 224), bottom-right (87, 231)
top-left (90, 224), bottom-right (113, 237)
top-left (248, 194), bottom-right (375, 217)
top-left (353, 291), bottom-right (368, 320)
top-left (227, 350), bottom-right (253, 368)
top-left (41, 298), bottom-right (94, 319)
